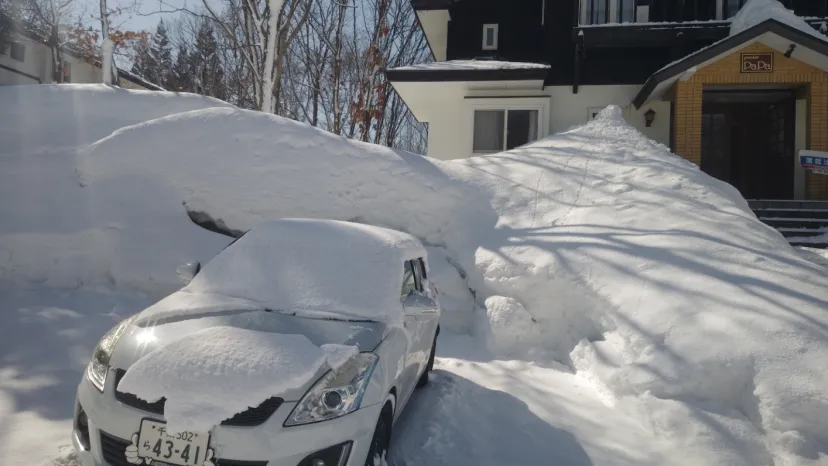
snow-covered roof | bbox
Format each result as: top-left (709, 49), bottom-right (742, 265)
top-left (389, 60), bottom-right (550, 72)
top-left (633, 0), bottom-right (828, 108)
top-left (181, 219), bottom-right (426, 323)
top-left (730, 0), bottom-right (826, 41)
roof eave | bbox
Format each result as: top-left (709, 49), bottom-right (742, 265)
top-left (385, 67), bottom-right (550, 83)
top-left (632, 19), bottom-right (828, 109)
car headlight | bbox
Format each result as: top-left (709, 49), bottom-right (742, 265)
top-left (284, 352), bottom-right (379, 426)
top-left (86, 314), bottom-right (138, 392)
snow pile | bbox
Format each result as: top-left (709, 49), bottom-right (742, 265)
top-left (424, 247), bottom-right (474, 332)
top-left (0, 84), bottom-right (232, 293)
top-left (181, 219), bottom-right (425, 323)
top-left (389, 59), bottom-right (550, 72)
top-left (4, 86), bottom-right (828, 464)
top-left (796, 246), bottom-right (828, 268)
top-left (117, 326), bottom-right (356, 431)
top-left (730, 0), bottom-right (825, 40)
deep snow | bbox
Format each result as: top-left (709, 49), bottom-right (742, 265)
top-left (118, 327), bottom-right (353, 432)
top-left (181, 219), bottom-right (426, 323)
top-left (2, 85), bottom-right (828, 466)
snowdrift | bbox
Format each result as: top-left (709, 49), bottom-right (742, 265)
top-left (3, 85), bottom-right (828, 465)
top-left (0, 85), bottom-right (232, 292)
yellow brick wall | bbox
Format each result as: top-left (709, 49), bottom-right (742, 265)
top-left (672, 42), bottom-right (828, 200)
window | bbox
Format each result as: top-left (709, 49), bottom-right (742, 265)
top-left (10, 41), bottom-right (24, 62)
top-left (401, 260), bottom-right (418, 300)
top-left (482, 24), bottom-right (498, 50)
top-left (585, 0), bottom-right (610, 24)
top-left (618, 0), bottom-right (635, 22)
top-left (473, 109), bottom-right (539, 153)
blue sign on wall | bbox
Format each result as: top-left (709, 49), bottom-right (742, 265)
top-left (800, 150), bottom-right (828, 175)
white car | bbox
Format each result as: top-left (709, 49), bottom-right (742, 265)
top-left (72, 219), bottom-right (441, 466)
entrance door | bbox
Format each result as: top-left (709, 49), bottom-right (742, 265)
top-left (701, 92), bottom-right (795, 199)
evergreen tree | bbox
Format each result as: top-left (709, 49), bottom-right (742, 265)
top-left (192, 21), bottom-right (224, 98)
top-left (130, 35), bottom-right (154, 79)
top-left (149, 19), bottom-right (172, 86)
top-left (169, 44), bottom-right (192, 92)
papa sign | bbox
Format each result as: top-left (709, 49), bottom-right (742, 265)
top-left (800, 150), bottom-right (828, 175)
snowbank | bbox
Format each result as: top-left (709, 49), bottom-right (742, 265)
top-left (4, 86), bottom-right (828, 464)
top-left (118, 326), bottom-right (355, 431)
top-left (0, 85), bottom-right (232, 294)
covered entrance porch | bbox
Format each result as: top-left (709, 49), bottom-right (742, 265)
top-left (633, 17), bottom-right (828, 200)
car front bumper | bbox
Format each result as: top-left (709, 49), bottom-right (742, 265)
top-left (72, 372), bottom-right (382, 466)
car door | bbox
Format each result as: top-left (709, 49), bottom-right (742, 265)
top-left (398, 259), bottom-right (439, 404)
top-left (397, 260), bottom-right (433, 404)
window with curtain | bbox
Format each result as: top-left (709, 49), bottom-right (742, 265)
top-left (618, 0), bottom-right (636, 23)
top-left (585, 0), bottom-right (610, 24)
top-left (473, 111), bottom-right (505, 152)
top-left (473, 109), bottom-right (539, 153)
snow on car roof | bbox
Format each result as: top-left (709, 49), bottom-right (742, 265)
top-left (181, 218), bottom-right (426, 323)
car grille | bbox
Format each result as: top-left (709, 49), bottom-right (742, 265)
top-left (112, 369), bottom-right (283, 426)
top-left (99, 431), bottom-right (268, 466)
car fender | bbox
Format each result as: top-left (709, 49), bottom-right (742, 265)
top-left (362, 327), bottom-right (407, 408)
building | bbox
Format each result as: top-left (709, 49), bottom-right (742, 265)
top-left (387, 0), bottom-right (828, 201)
top-left (0, 29), bottom-right (163, 90)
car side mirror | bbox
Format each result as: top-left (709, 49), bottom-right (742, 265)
top-left (176, 261), bottom-right (201, 284)
top-left (402, 291), bottom-right (437, 314)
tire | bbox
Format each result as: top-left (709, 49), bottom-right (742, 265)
top-left (417, 336), bottom-right (437, 388)
top-left (364, 402), bottom-right (393, 466)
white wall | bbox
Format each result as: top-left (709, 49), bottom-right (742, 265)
top-left (0, 36), bottom-right (50, 84)
top-left (545, 85), bottom-right (672, 148)
top-left (0, 34), bottom-right (102, 85)
top-left (419, 84), bottom-right (671, 160)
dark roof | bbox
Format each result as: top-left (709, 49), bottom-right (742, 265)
top-left (118, 69), bottom-right (165, 91)
top-left (385, 66), bottom-right (549, 83)
top-left (633, 18), bottom-right (828, 109)
top-left (411, 0), bottom-right (453, 11)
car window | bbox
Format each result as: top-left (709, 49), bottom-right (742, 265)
top-left (401, 260), bottom-right (417, 300)
top-left (417, 257), bottom-right (427, 280)
top-left (413, 258), bottom-right (425, 291)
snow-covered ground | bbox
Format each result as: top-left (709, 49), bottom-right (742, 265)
top-left (2, 84), bottom-right (828, 466)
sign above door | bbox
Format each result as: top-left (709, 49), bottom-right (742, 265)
top-left (741, 53), bottom-right (774, 73)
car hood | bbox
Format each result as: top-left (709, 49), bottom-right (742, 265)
top-left (109, 298), bottom-right (386, 401)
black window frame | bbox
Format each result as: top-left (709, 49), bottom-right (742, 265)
top-left (401, 260), bottom-right (418, 299)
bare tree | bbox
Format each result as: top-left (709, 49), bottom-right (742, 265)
top-left (25, 0), bottom-right (76, 82)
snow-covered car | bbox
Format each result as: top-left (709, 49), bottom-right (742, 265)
top-left (71, 219), bottom-right (441, 466)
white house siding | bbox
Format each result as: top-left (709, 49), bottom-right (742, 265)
top-left (397, 80), bottom-right (672, 160)
top-left (0, 36), bottom-right (49, 84)
top-left (0, 34), bottom-right (102, 85)
top-left (545, 85), bottom-right (671, 148)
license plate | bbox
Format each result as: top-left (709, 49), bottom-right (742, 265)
top-left (134, 419), bottom-right (210, 466)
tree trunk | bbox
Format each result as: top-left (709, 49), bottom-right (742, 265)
top-left (100, 0), bottom-right (114, 84)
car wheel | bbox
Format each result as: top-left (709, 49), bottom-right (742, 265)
top-left (364, 401), bottom-right (393, 466)
top-left (417, 336), bottom-right (437, 388)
